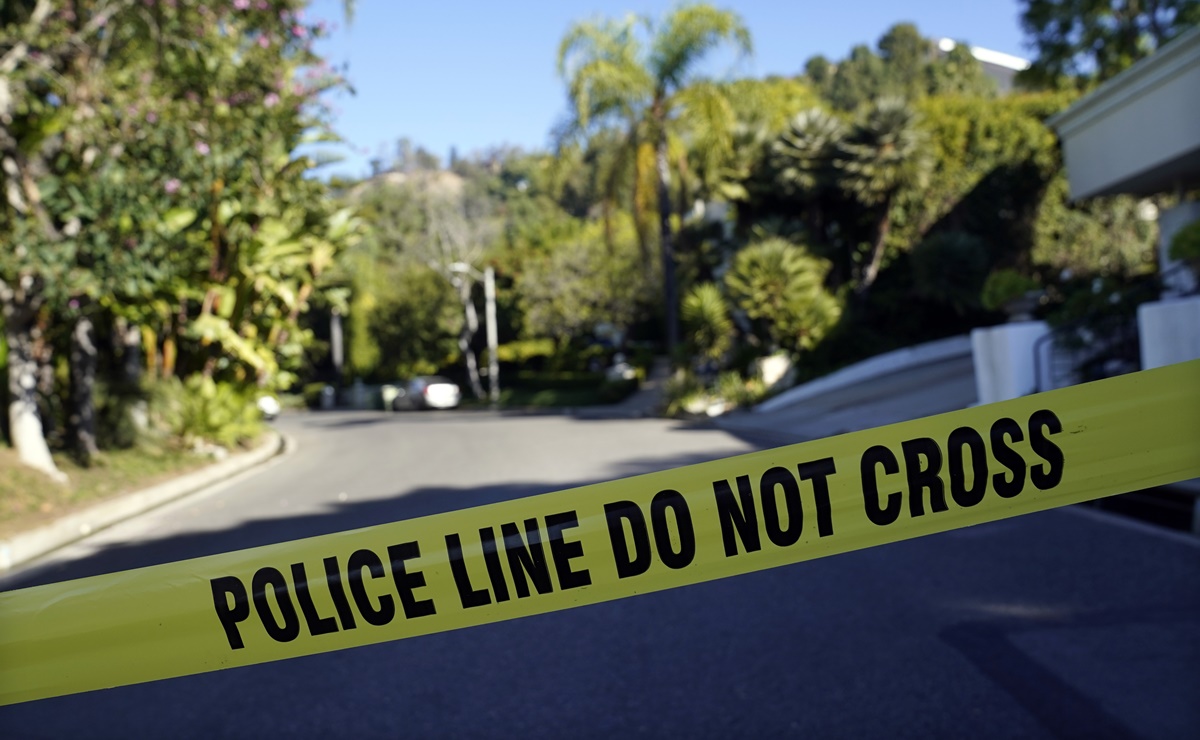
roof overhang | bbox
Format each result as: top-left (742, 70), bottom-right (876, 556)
top-left (1048, 26), bottom-right (1200, 200)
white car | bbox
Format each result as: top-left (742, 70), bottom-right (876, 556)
top-left (392, 376), bottom-right (461, 410)
top-left (257, 395), bottom-right (281, 421)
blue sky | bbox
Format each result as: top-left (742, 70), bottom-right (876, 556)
top-left (306, 0), bottom-right (1029, 178)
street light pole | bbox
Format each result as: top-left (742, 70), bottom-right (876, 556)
top-left (484, 266), bottom-right (499, 405)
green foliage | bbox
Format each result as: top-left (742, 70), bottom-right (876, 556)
top-left (146, 377), bottom-right (262, 449)
top-left (1032, 176), bottom-right (1158, 277)
top-left (725, 238), bottom-right (841, 353)
top-left (714, 370), bottom-right (767, 408)
top-left (663, 369), bottom-right (708, 416)
top-left (518, 215), bottom-right (653, 340)
top-left (1018, 0), bottom-right (1200, 88)
top-left (662, 367), bottom-right (766, 416)
top-left (681, 283), bottom-right (733, 362)
top-left (771, 108), bottom-right (846, 198)
top-left (1, 0), bottom-right (357, 468)
top-left (926, 43), bottom-right (997, 97)
top-left (981, 269), bottom-right (1039, 311)
top-left (827, 44), bottom-right (889, 112)
top-left (911, 231), bottom-right (990, 314)
top-left (495, 339), bottom-right (557, 365)
top-left (837, 97), bottom-right (931, 209)
top-left (902, 92), bottom-right (1073, 263)
top-left (1169, 219), bottom-right (1200, 264)
top-left (813, 23), bottom-right (996, 112)
top-left (346, 256), bottom-right (460, 381)
top-left (877, 23), bottom-right (933, 101)
top-left (558, 3), bottom-right (753, 347)
top-left (302, 382), bottom-right (330, 410)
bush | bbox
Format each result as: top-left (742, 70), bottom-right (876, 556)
top-left (1170, 219), bottom-right (1200, 265)
top-left (511, 370), bottom-right (606, 390)
top-left (714, 371), bottom-right (768, 408)
top-left (725, 237), bottom-right (841, 353)
top-left (95, 380), bottom-right (145, 450)
top-left (911, 231), bottom-right (989, 314)
top-left (147, 376), bottom-right (262, 449)
top-left (598, 378), bottom-right (639, 404)
top-left (663, 371), bottom-right (707, 417)
top-left (682, 283), bottom-right (734, 363)
top-left (495, 338), bottom-right (556, 365)
top-left (302, 381), bottom-right (330, 409)
top-left (981, 268), bottom-right (1038, 312)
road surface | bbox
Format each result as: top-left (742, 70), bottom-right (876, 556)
top-left (1, 409), bottom-right (1197, 739)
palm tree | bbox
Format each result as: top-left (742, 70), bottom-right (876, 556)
top-left (834, 97), bottom-right (931, 295)
top-left (557, 4), bottom-right (752, 352)
top-left (770, 108), bottom-right (847, 247)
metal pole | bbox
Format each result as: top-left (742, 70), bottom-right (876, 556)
top-left (330, 308), bottom-right (344, 386)
top-left (484, 266), bottom-right (499, 405)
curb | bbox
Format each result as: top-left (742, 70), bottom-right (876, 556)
top-left (0, 431), bottom-right (285, 572)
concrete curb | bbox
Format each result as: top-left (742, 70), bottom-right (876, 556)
top-left (755, 335), bottom-right (972, 414)
top-left (0, 431), bottom-right (284, 572)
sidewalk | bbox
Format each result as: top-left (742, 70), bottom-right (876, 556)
top-left (716, 354), bottom-right (978, 444)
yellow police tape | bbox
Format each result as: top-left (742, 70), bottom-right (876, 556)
top-left (1, 360), bottom-right (1198, 706)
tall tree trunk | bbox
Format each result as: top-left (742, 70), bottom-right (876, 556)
top-left (117, 318), bottom-right (142, 386)
top-left (456, 278), bottom-right (485, 399)
top-left (69, 313), bottom-right (99, 464)
top-left (116, 317), bottom-right (149, 435)
top-left (0, 277), bottom-right (66, 482)
top-left (655, 133), bottom-right (679, 353)
top-left (857, 202), bottom-right (893, 296)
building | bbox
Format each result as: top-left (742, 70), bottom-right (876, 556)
top-left (1047, 24), bottom-right (1200, 370)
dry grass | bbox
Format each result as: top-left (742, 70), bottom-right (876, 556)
top-left (0, 446), bottom-right (209, 539)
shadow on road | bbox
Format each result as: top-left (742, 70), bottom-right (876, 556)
top-left (4, 442), bottom-right (759, 592)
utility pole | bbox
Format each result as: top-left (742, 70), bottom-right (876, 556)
top-left (484, 266), bottom-right (499, 405)
top-left (450, 262), bottom-right (500, 406)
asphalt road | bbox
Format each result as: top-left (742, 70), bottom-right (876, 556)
top-left (2, 409), bottom-right (1198, 739)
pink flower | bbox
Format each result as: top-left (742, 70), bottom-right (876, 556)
top-left (256, 0), bottom-right (268, 9)
top-left (233, 0), bottom-right (249, 8)
top-left (292, 24), bottom-right (306, 38)
top-left (264, 92), bottom-right (280, 108)
top-left (145, 111), bottom-right (158, 123)
top-left (164, 178), bottom-right (181, 194)
top-left (195, 142), bottom-right (210, 156)
top-left (257, 35), bottom-right (270, 48)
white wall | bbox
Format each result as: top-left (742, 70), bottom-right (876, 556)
top-left (1139, 296), bottom-right (1200, 369)
top-left (971, 322), bottom-right (1050, 405)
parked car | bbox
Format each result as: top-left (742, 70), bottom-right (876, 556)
top-left (391, 376), bottom-right (462, 411)
top-left (257, 395), bottom-right (281, 421)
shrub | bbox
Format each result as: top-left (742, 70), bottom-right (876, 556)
top-left (1170, 219), bottom-right (1200, 266)
top-left (302, 381), bottom-right (330, 409)
top-left (663, 370), bottom-right (707, 417)
top-left (725, 237), bottom-right (841, 353)
top-left (980, 268), bottom-right (1038, 312)
top-left (682, 283), bottom-right (734, 363)
top-left (911, 231), bottom-right (989, 314)
top-left (147, 376), bottom-right (262, 449)
top-left (598, 378), bottom-right (639, 404)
